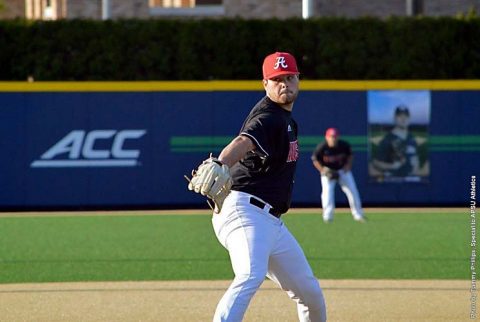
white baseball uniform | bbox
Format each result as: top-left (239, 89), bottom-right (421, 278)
top-left (211, 96), bottom-right (327, 321)
top-left (312, 139), bottom-right (365, 222)
top-left (321, 169), bottom-right (364, 221)
top-left (213, 191), bottom-right (326, 321)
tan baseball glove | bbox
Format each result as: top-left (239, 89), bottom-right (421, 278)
top-left (185, 156), bottom-right (232, 213)
top-left (323, 167), bottom-right (340, 180)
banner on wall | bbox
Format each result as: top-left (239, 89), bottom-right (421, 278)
top-left (1, 83), bottom-right (479, 208)
top-left (367, 90), bottom-right (431, 183)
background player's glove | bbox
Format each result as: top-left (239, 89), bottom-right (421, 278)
top-left (323, 167), bottom-right (339, 180)
top-left (186, 156), bottom-right (232, 213)
top-left (391, 138), bottom-right (407, 162)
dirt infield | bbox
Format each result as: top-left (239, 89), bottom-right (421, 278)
top-left (0, 279), bottom-right (471, 322)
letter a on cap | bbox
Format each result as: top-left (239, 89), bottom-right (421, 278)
top-left (274, 57), bottom-right (288, 69)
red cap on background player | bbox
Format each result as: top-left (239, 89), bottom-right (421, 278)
top-left (262, 52), bottom-right (299, 80)
top-left (325, 128), bottom-right (339, 138)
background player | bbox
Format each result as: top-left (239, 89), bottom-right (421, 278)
top-left (187, 52), bottom-right (326, 321)
top-left (311, 128), bottom-right (365, 223)
top-left (372, 105), bottom-right (419, 177)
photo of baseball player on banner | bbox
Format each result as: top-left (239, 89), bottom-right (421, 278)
top-left (368, 90), bottom-right (431, 183)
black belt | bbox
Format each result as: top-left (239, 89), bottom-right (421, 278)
top-left (249, 197), bottom-right (280, 218)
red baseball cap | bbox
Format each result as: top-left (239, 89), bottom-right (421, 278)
top-left (262, 52), bottom-right (299, 80)
top-left (325, 128), bottom-right (339, 137)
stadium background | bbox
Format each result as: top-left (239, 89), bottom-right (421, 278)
top-left (0, 1), bottom-right (478, 321)
top-left (0, 80), bottom-right (479, 210)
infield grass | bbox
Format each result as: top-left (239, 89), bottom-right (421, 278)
top-left (0, 209), bottom-right (472, 283)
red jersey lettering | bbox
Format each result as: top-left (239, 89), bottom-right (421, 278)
top-left (287, 140), bottom-right (299, 162)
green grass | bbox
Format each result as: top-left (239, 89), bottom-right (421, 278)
top-left (288, 212), bottom-right (470, 279)
top-left (0, 211), bottom-right (473, 283)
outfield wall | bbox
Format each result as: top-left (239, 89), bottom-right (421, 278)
top-left (0, 81), bottom-right (478, 209)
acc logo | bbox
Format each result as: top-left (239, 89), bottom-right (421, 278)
top-left (31, 130), bottom-right (146, 168)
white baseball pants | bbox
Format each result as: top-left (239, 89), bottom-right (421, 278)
top-left (321, 170), bottom-right (364, 221)
top-left (212, 190), bottom-right (326, 322)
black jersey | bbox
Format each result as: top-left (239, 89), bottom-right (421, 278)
top-left (311, 140), bottom-right (351, 170)
top-left (375, 132), bottom-right (417, 176)
top-left (230, 96), bottom-right (299, 215)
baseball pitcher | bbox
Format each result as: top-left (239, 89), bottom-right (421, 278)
top-left (186, 52), bottom-right (326, 322)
